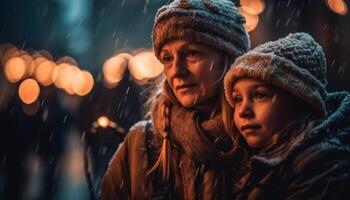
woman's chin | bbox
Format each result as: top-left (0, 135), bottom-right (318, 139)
top-left (178, 98), bottom-right (198, 108)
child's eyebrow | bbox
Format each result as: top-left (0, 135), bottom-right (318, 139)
top-left (233, 83), bottom-right (269, 92)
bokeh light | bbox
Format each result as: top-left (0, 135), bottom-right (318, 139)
top-left (103, 54), bottom-right (128, 87)
top-left (52, 63), bottom-right (78, 91)
top-left (18, 79), bottom-right (40, 104)
top-left (239, 7), bottom-right (260, 32)
top-left (34, 60), bottom-right (56, 86)
top-left (128, 51), bottom-right (164, 83)
top-left (240, 0), bottom-right (265, 15)
top-left (71, 70), bottom-right (94, 96)
top-left (326, 0), bottom-right (348, 15)
top-left (4, 56), bottom-right (27, 83)
top-left (21, 54), bottom-right (36, 77)
top-left (52, 63), bottom-right (66, 88)
top-left (97, 116), bottom-right (110, 128)
top-left (60, 65), bottom-right (80, 95)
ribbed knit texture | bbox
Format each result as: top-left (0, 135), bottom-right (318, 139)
top-left (152, 0), bottom-right (250, 60)
top-left (224, 32), bottom-right (328, 117)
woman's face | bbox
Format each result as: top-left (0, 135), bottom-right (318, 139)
top-left (232, 78), bottom-right (297, 148)
top-left (160, 39), bottom-right (225, 109)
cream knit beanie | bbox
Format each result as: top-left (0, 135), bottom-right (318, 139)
top-left (224, 32), bottom-right (327, 118)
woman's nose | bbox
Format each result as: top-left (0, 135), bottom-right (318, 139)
top-left (171, 56), bottom-right (188, 77)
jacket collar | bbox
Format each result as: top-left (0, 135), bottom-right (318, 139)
top-left (250, 91), bottom-right (350, 168)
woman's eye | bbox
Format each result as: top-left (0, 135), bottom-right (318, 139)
top-left (185, 49), bottom-right (201, 61)
top-left (160, 54), bottom-right (173, 64)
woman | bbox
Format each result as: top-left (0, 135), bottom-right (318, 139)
top-left (223, 32), bottom-right (350, 199)
top-left (100, 0), bottom-right (250, 199)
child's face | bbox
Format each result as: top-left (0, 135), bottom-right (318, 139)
top-left (232, 78), bottom-right (297, 148)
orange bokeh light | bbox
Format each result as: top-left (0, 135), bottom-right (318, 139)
top-left (103, 55), bottom-right (128, 86)
top-left (4, 56), bottom-right (27, 83)
top-left (60, 65), bottom-right (80, 95)
top-left (72, 70), bottom-right (94, 96)
top-left (327, 0), bottom-right (348, 15)
top-left (128, 51), bottom-right (164, 83)
top-left (240, 0), bottom-right (265, 15)
top-left (18, 79), bottom-right (40, 104)
top-left (97, 116), bottom-right (110, 128)
top-left (21, 54), bottom-right (35, 77)
top-left (52, 63), bottom-right (78, 90)
top-left (52, 63), bottom-right (66, 88)
top-left (239, 7), bottom-right (259, 32)
top-left (35, 60), bottom-right (56, 86)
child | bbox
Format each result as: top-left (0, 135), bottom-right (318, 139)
top-left (224, 32), bottom-right (350, 199)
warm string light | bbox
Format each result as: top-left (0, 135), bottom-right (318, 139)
top-left (240, 0), bottom-right (265, 15)
top-left (128, 51), bottom-right (164, 84)
top-left (326, 0), bottom-right (348, 15)
top-left (90, 115), bottom-right (126, 134)
top-left (97, 116), bottom-right (110, 128)
top-left (34, 59), bottom-right (56, 86)
top-left (103, 54), bottom-right (129, 88)
top-left (239, 0), bottom-right (265, 32)
top-left (72, 70), bottom-right (94, 96)
top-left (4, 56), bottom-right (27, 83)
top-left (102, 50), bottom-right (163, 87)
top-left (0, 43), bottom-right (95, 113)
top-left (18, 79), bottom-right (40, 104)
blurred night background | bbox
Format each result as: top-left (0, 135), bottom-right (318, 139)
top-left (0, 0), bottom-right (349, 199)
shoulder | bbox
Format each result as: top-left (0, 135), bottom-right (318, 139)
top-left (120, 120), bottom-right (163, 154)
top-left (281, 133), bottom-right (350, 199)
top-left (122, 120), bottom-right (149, 147)
top-left (291, 135), bottom-right (350, 173)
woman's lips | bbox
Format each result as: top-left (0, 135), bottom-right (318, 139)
top-left (176, 84), bottom-right (197, 92)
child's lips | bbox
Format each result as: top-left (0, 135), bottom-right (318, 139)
top-left (241, 124), bottom-right (261, 132)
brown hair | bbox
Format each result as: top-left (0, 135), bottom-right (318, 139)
top-left (222, 85), bottom-right (318, 156)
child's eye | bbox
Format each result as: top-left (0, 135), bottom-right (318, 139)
top-left (254, 92), bottom-right (269, 101)
top-left (232, 95), bottom-right (242, 104)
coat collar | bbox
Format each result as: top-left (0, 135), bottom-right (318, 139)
top-left (250, 91), bottom-right (350, 168)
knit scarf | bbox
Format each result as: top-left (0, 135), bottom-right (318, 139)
top-left (152, 101), bottom-right (236, 167)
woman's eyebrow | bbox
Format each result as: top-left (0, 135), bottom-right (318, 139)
top-left (182, 42), bottom-right (203, 50)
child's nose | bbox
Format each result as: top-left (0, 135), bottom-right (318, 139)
top-left (238, 100), bottom-right (254, 118)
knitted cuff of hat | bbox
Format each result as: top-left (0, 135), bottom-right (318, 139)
top-left (152, 0), bottom-right (250, 60)
top-left (224, 53), bottom-right (327, 118)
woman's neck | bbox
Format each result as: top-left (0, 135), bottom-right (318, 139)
top-left (194, 96), bottom-right (220, 117)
